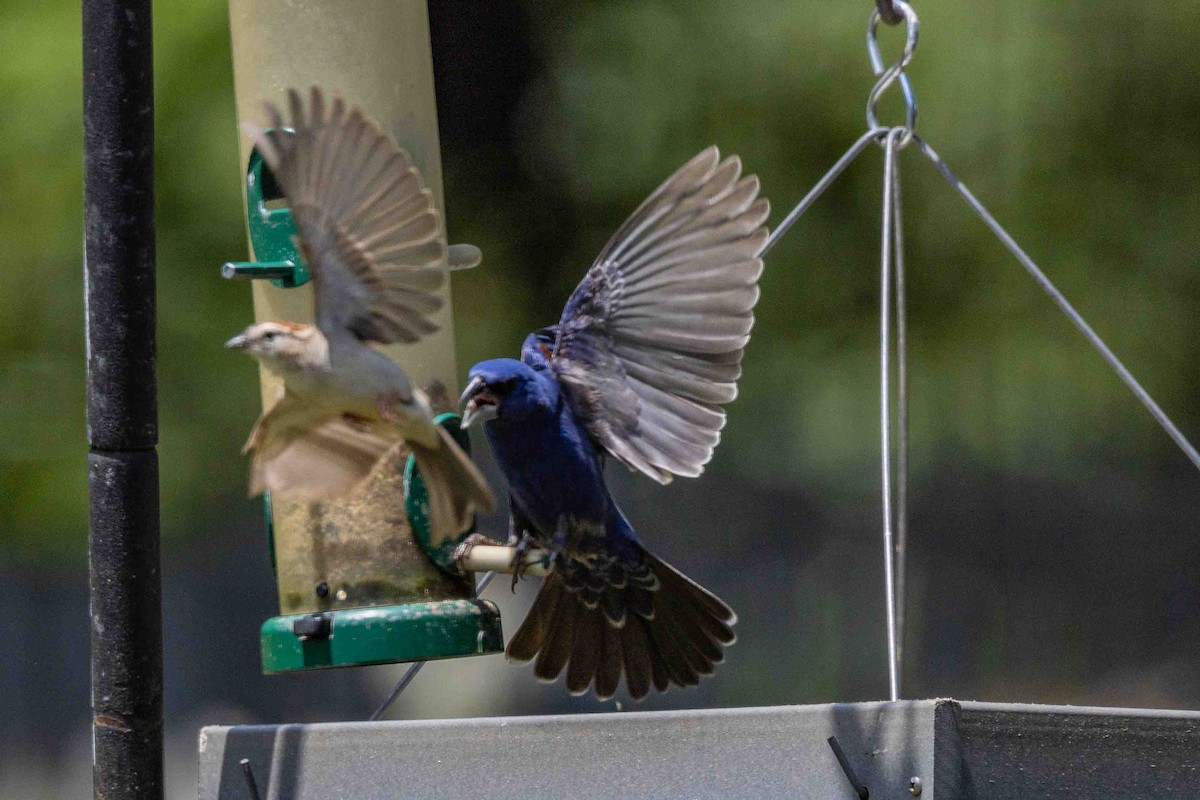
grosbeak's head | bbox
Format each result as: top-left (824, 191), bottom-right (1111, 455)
top-left (460, 359), bottom-right (549, 428)
top-left (225, 321), bottom-right (321, 371)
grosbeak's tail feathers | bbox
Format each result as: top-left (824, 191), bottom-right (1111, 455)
top-left (410, 426), bottom-right (498, 545)
top-left (506, 551), bottom-right (736, 701)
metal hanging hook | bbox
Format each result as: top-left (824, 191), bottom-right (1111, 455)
top-left (875, 0), bottom-right (905, 26)
top-left (867, 0), bottom-right (919, 145)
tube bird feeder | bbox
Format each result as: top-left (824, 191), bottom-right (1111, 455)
top-left (224, 0), bottom-right (502, 673)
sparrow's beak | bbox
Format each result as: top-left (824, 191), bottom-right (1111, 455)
top-left (225, 333), bottom-right (249, 350)
top-left (459, 376), bottom-right (499, 428)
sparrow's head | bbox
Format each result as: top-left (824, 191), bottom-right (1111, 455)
top-left (460, 359), bottom-right (548, 428)
top-left (225, 321), bottom-right (319, 369)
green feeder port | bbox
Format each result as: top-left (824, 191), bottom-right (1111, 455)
top-left (224, 106), bottom-right (502, 673)
top-left (405, 413), bottom-right (484, 574)
top-left (221, 138), bottom-right (310, 289)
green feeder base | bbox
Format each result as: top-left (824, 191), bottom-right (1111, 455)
top-left (261, 599), bottom-right (504, 674)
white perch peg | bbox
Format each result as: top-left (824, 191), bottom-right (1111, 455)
top-left (458, 544), bottom-right (553, 577)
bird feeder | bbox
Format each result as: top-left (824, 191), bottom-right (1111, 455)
top-left (224, 0), bottom-right (501, 673)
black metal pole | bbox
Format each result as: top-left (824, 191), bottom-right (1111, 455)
top-left (83, 0), bottom-right (162, 798)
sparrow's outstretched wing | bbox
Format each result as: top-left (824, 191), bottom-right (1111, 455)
top-left (250, 87), bottom-right (447, 344)
top-left (244, 393), bottom-right (397, 501)
top-left (551, 147), bottom-right (769, 483)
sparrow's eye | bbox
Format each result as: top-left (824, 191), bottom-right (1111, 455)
top-left (263, 331), bottom-right (280, 341)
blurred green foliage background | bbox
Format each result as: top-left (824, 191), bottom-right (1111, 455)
top-left (2, 1), bottom-right (1200, 796)
top-left (4, 1), bottom-right (1200, 559)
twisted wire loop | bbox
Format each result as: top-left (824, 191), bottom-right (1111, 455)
top-left (760, 3), bottom-right (921, 258)
top-left (867, 0), bottom-right (919, 146)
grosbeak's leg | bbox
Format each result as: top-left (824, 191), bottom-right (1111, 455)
top-left (508, 531), bottom-right (539, 592)
top-left (510, 515), bottom-right (570, 593)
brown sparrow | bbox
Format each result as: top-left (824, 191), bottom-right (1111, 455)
top-left (226, 87), bottom-right (495, 543)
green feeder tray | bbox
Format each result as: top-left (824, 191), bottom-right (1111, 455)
top-left (261, 599), bottom-right (503, 674)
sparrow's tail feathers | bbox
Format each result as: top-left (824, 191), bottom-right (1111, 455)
top-left (506, 550), bottom-right (736, 701)
top-left (247, 409), bottom-right (395, 501)
top-left (409, 426), bottom-right (497, 545)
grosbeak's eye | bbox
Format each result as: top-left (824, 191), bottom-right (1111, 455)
top-left (263, 331), bottom-right (279, 341)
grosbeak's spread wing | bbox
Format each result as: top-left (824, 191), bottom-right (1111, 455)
top-left (550, 147), bottom-right (769, 483)
top-left (250, 87), bottom-right (447, 344)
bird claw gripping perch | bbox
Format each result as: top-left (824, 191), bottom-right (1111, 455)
top-left (507, 533), bottom-right (544, 592)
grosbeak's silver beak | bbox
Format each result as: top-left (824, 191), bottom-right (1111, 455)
top-left (460, 376), bottom-right (499, 428)
top-left (225, 333), bottom-right (249, 350)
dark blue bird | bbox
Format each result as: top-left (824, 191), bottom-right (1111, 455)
top-left (461, 147), bottom-right (769, 700)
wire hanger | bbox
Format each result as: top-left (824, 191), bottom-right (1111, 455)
top-left (763, 0), bottom-right (1200, 701)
